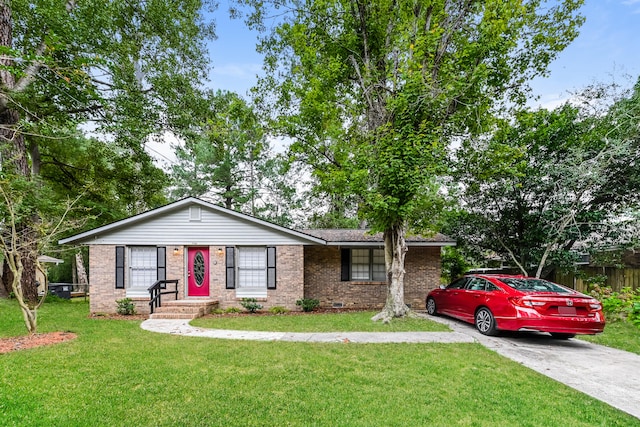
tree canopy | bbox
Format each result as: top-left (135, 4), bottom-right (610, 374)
top-left (0, 0), bottom-right (217, 331)
top-left (239, 0), bottom-right (585, 320)
top-left (447, 80), bottom-right (640, 277)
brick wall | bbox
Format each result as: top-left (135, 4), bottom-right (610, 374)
top-left (88, 245), bottom-right (128, 314)
top-left (89, 244), bottom-right (305, 314)
top-left (89, 243), bottom-right (438, 314)
top-left (89, 245), bottom-right (184, 315)
top-left (303, 246), bottom-right (442, 310)
top-left (211, 245), bottom-right (304, 311)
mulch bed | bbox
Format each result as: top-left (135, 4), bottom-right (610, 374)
top-left (0, 332), bottom-right (77, 354)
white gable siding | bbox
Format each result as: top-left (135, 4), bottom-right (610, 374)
top-left (81, 206), bottom-right (313, 246)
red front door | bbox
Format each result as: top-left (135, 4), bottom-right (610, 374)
top-left (187, 247), bottom-right (210, 297)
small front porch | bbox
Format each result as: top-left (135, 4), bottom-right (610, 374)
top-left (149, 299), bottom-right (219, 320)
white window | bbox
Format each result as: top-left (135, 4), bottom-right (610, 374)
top-left (351, 249), bottom-right (370, 280)
top-left (128, 247), bottom-right (156, 296)
top-left (350, 248), bottom-right (386, 281)
top-left (236, 247), bottom-right (267, 298)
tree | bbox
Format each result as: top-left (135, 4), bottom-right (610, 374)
top-left (0, 173), bottom-right (83, 333)
top-left (0, 0), bottom-right (216, 304)
top-left (447, 81), bottom-right (640, 278)
top-left (171, 90), bottom-right (268, 210)
top-left (171, 90), bottom-right (303, 226)
top-left (239, 0), bottom-right (585, 321)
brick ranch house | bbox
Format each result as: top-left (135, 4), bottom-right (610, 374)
top-left (59, 197), bottom-right (454, 315)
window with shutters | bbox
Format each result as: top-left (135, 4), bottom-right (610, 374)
top-left (236, 247), bottom-right (267, 298)
top-left (128, 247), bottom-right (157, 296)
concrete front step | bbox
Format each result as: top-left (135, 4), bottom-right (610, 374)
top-left (149, 299), bottom-right (219, 320)
top-left (150, 312), bottom-right (201, 320)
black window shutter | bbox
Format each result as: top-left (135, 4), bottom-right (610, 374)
top-left (340, 248), bottom-right (350, 281)
top-left (226, 247), bottom-right (235, 289)
top-left (157, 247), bottom-right (166, 287)
top-left (267, 247), bottom-right (276, 289)
top-left (115, 246), bottom-right (125, 289)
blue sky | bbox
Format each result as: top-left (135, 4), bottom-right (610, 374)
top-left (206, 0), bottom-right (640, 108)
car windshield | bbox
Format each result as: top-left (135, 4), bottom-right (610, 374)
top-left (498, 278), bottom-right (572, 293)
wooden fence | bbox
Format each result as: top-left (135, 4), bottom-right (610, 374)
top-left (554, 267), bottom-right (640, 294)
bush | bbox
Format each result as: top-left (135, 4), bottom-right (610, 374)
top-left (240, 298), bottom-right (263, 313)
top-left (590, 285), bottom-right (640, 327)
top-left (115, 298), bottom-right (136, 315)
top-left (224, 307), bottom-right (242, 314)
top-left (269, 306), bottom-right (290, 315)
top-left (296, 298), bottom-right (320, 312)
top-left (45, 293), bottom-right (69, 303)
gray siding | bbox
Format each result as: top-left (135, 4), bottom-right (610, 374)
top-left (81, 206), bottom-right (314, 246)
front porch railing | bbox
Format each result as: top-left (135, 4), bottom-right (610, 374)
top-left (148, 279), bottom-right (179, 314)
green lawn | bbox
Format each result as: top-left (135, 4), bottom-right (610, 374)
top-left (579, 321), bottom-right (640, 355)
top-left (191, 310), bottom-right (451, 332)
top-left (1, 299), bottom-right (638, 426)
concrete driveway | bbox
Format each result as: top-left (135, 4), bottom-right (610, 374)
top-left (426, 314), bottom-right (640, 420)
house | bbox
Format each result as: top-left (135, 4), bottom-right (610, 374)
top-left (59, 197), bottom-right (454, 315)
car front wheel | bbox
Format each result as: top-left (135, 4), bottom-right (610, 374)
top-left (475, 307), bottom-right (498, 336)
top-left (426, 297), bottom-right (438, 316)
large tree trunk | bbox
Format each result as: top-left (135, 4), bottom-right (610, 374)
top-left (0, 1), bottom-right (40, 306)
top-left (372, 223), bottom-right (410, 323)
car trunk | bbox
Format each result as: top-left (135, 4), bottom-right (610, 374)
top-left (519, 295), bottom-right (597, 317)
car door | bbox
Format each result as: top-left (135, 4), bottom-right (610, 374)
top-left (458, 277), bottom-right (490, 323)
top-left (438, 277), bottom-right (469, 317)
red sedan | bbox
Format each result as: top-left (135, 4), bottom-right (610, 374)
top-left (426, 274), bottom-right (605, 338)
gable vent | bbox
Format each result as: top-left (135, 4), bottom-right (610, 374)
top-left (189, 206), bottom-right (201, 221)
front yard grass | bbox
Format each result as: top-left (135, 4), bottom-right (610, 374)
top-left (191, 310), bottom-right (451, 332)
top-left (579, 321), bottom-right (640, 355)
top-left (1, 299), bottom-right (638, 426)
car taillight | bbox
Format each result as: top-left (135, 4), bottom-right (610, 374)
top-left (509, 297), bottom-right (545, 307)
top-left (589, 302), bottom-right (602, 310)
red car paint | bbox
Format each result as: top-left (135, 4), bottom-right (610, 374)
top-left (426, 274), bottom-right (605, 337)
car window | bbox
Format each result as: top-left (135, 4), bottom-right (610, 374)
top-left (466, 278), bottom-right (487, 291)
top-left (499, 278), bottom-right (571, 293)
top-left (447, 277), bottom-right (469, 289)
top-left (486, 282), bottom-right (501, 291)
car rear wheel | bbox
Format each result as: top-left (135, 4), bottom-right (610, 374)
top-left (426, 297), bottom-right (438, 316)
top-left (550, 333), bottom-right (575, 340)
top-left (475, 307), bottom-right (498, 336)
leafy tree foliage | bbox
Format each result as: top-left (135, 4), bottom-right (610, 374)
top-left (0, 0), bottom-right (216, 311)
top-left (447, 80), bottom-right (640, 278)
top-left (170, 90), bottom-right (303, 226)
top-left (239, 0), bottom-right (584, 320)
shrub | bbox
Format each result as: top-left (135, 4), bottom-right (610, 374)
top-left (211, 308), bottom-right (225, 315)
top-left (116, 298), bottom-right (136, 315)
top-left (45, 293), bottom-right (68, 303)
top-left (240, 298), bottom-right (263, 313)
top-left (269, 306), bottom-right (290, 315)
top-left (296, 298), bottom-right (320, 312)
top-left (224, 307), bottom-right (242, 314)
top-left (591, 286), bottom-right (640, 327)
